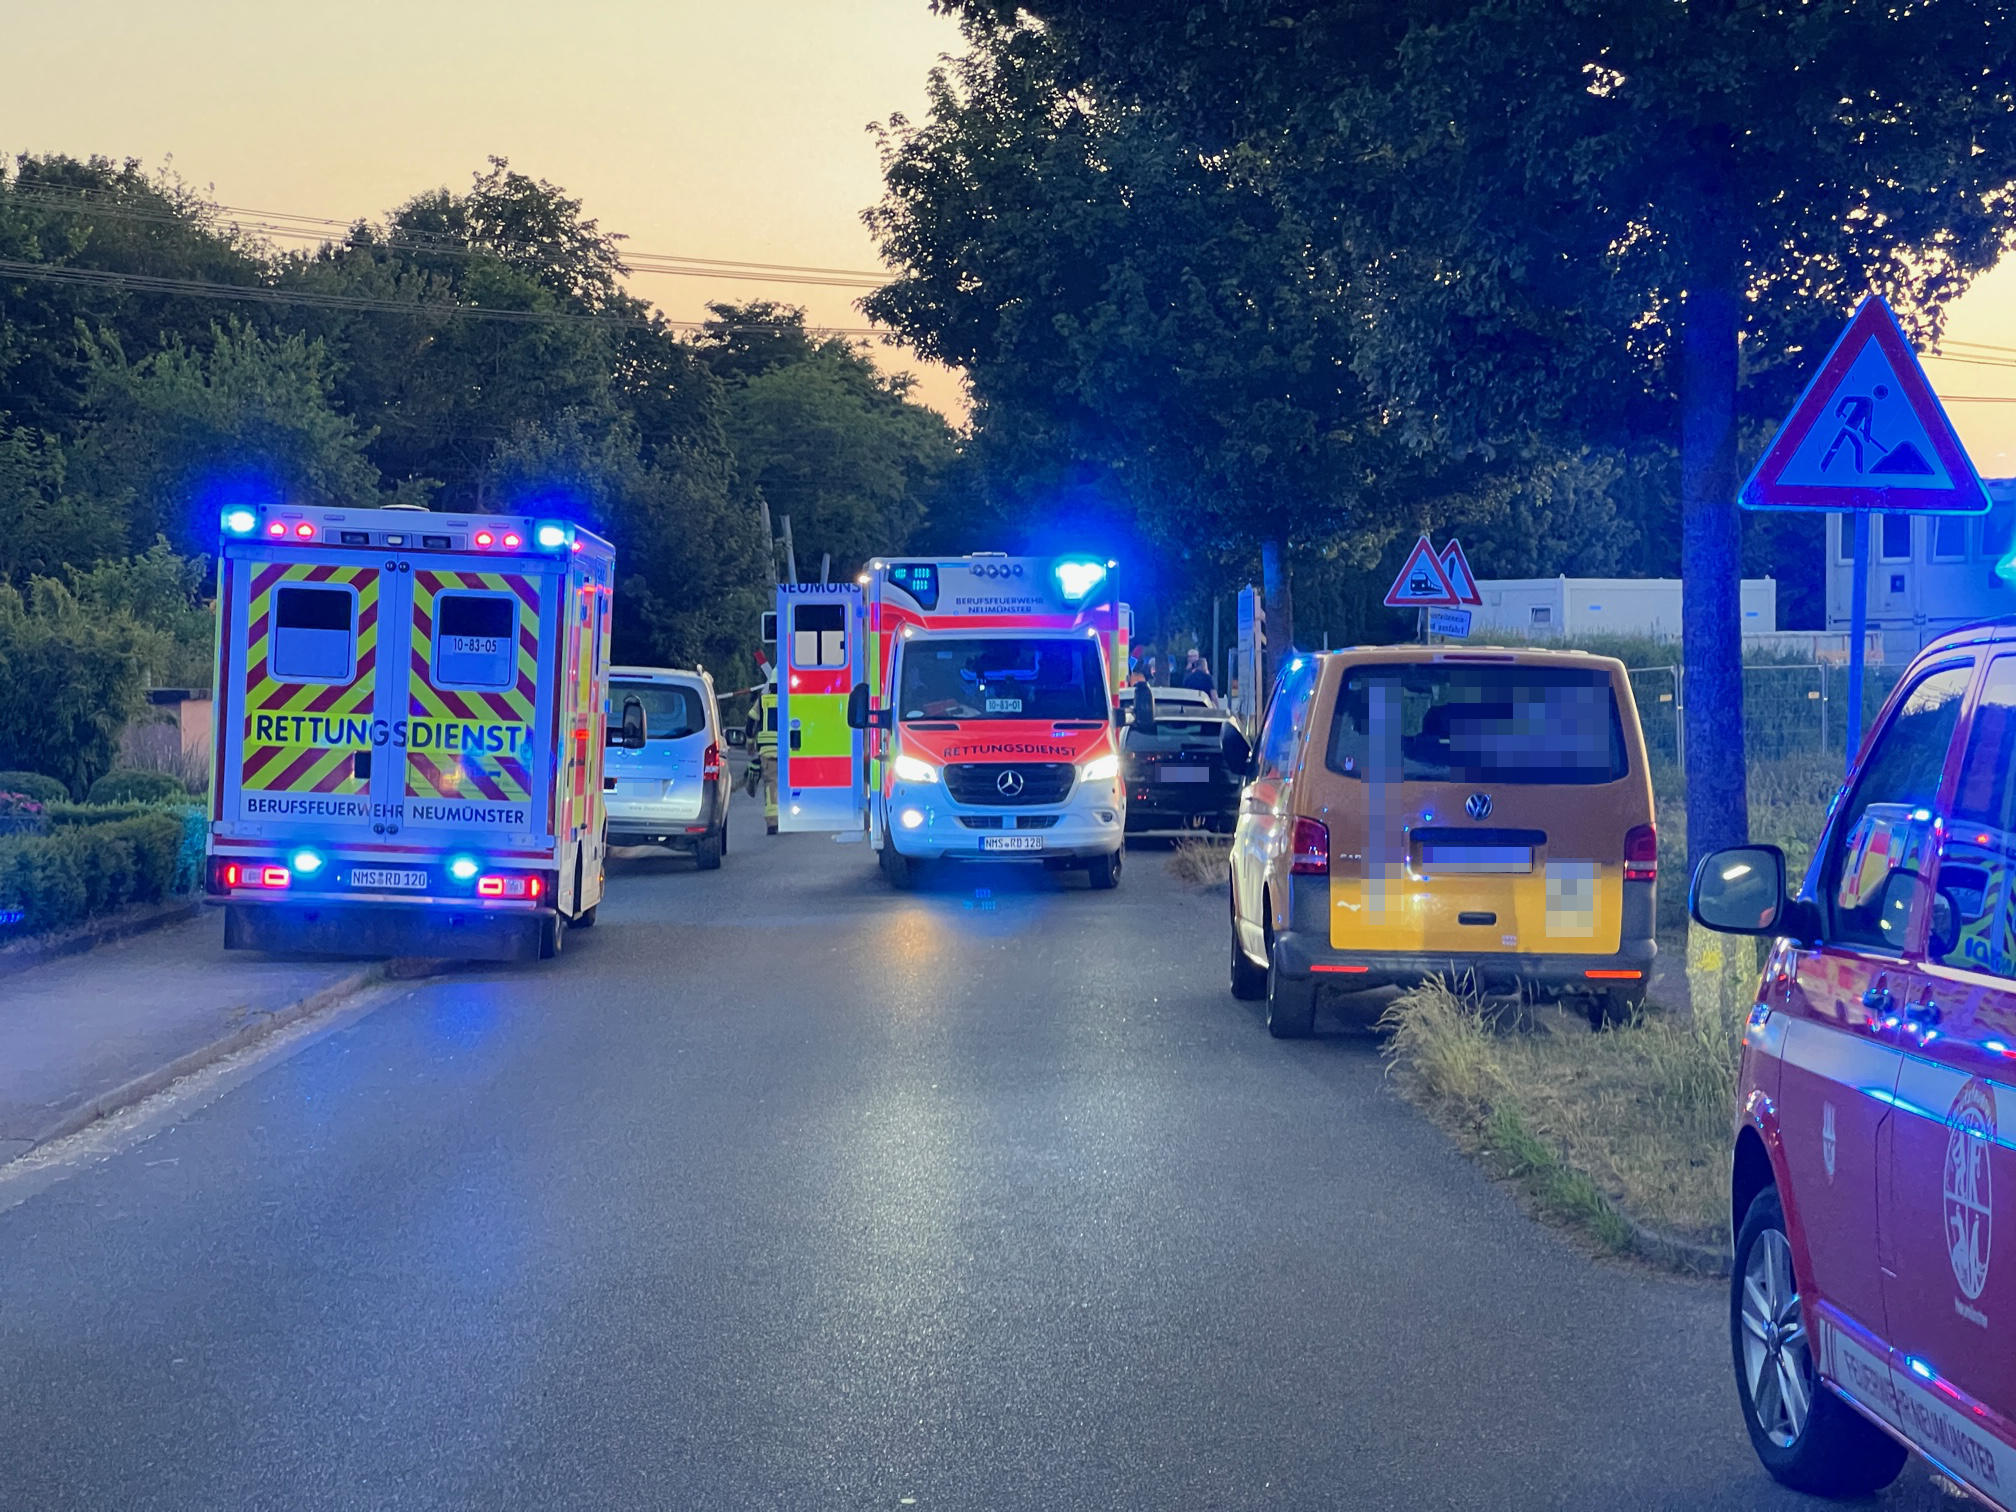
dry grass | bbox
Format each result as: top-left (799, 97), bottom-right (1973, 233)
top-left (1166, 835), bottom-right (1233, 886)
top-left (1380, 945), bottom-right (1755, 1252)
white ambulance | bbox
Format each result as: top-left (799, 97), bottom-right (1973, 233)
top-left (776, 554), bottom-right (1129, 888)
top-left (204, 502), bottom-right (643, 961)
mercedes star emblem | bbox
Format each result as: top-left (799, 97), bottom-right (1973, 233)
top-left (997, 769), bottom-right (1026, 797)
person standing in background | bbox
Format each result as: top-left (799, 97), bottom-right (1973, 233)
top-left (1183, 650), bottom-right (1216, 697)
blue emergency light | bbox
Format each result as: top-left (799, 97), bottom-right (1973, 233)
top-left (448, 855), bottom-right (481, 882)
top-left (221, 507), bottom-right (260, 536)
top-left (1054, 558), bottom-right (1108, 602)
top-left (535, 522), bottom-right (571, 551)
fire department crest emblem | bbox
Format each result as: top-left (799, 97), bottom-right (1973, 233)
top-left (1822, 1102), bottom-right (1837, 1182)
top-left (1944, 1078), bottom-right (1996, 1303)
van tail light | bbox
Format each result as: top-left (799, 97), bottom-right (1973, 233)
top-left (1291, 817), bottom-right (1330, 875)
top-left (1624, 823), bottom-right (1657, 883)
top-left (703, 742), bottom-right (722, 781)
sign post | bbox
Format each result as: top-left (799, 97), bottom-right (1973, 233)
top-left (1739, 295), bottom-right (1989, 770)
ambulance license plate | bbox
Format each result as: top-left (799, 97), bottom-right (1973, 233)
top-left (351, 868), bottom-right (428, 889)
top-left (981, 835), bottom-right (1045, 853)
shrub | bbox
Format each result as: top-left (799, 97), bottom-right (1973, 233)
top-left (46, 801), bottom-right (207, 894)
top-left (0, 811), bottom-right (193, 939)
top-left (87, 767), bottom-right (191, 805)
top-left (0, 770), bottom-right (68, 805)
top-left (0, 578), bottom-right (150, 796)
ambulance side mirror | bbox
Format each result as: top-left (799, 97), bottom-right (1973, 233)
top-left (1131, 682), bottom-right (1157, 735)
top-left (609, 696), bottom-right (647, 749)
top-left (847, 683), bottom-right (869, 730)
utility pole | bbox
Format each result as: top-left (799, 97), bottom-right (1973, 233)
top-left (758, 498), bottom-right (778, 586)
top-left (819, 552), bottom-right (831, 586)
top-left (780, 515), bottom-right (799, 585)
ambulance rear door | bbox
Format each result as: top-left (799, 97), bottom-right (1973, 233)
top-left (397, 558), bottom-right (558, 849)
top-left (776, 583), bottom-right (864, 832)
top-left (219, 547), bottom-right (388, 838)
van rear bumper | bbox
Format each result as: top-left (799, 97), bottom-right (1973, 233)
top-left (1274, 875), bottom-right (1657, 994)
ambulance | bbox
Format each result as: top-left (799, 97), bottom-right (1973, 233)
top-left (204, 501), bottom-right (643, 961)
top-left (773, 554), bottom-right (1129, 888)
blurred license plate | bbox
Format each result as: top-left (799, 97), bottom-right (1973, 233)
top-left (352, 868), bottom-right (427, 889)
top-left (1159, 766), bottom-right (1209, 783)
top-left (981, 836), bottom-right (1045, 853)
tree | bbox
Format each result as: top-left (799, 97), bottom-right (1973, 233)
top-left (951, 0), bottom-right (2016, 868)
top-left (0, 577), bottom-right (149, 795)
top-left (71, 320), bottom-right (381, 558)
top-left (866, 20), bottom-right (1428, 676)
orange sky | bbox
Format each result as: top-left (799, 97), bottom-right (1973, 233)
top-left (5, 0), bottom-right (2014, 466)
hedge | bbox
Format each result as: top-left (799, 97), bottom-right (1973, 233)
top-left (0, 771), bottom-right (69, 805)
top-left (86, 768), bottom-right (193, 805)
top-left (0, 805), bottom-right (208, 939)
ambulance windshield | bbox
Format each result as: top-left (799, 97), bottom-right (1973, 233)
top-left (898, 637), bottom-right (1107, 722)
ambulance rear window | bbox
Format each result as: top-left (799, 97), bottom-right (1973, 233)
top-left (434, 592), bottom-right (518, 690)
top-left (271, 586), bottom-right (356, 683)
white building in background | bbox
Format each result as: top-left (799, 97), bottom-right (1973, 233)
top-left (1824, 479), bottom-right (2016, 662)
top-left (1469, 576), bottom-right (1778, 643)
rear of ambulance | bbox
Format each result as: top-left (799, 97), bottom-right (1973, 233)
top-left (207, 504), bottom-right (584, 961)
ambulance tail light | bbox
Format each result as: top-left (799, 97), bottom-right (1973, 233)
top-left (208, 859), bottom-right (292, 892)
top-left (703, 742), bottom-right (722, 781)
top-left (1624, 823), bottom-right (1657, 883)
top-left (477, 873), bottom-right (543, 899)
top-left (1291, 817), bottom-right (1330, 875)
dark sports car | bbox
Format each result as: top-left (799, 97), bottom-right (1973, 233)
top-left (1119, 686), bottom-right (1242, 834)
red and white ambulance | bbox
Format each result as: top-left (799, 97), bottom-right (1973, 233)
top-left (204, 501), bottom-right (640, 962)
top-left (1693, 621), bottom-right (2016, 1506)
top-left (789, 554), bottom-right (1129, 888)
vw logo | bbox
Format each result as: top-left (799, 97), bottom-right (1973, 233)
top-left (1465, 792), bottom-right (1493, 821)
top-left (996, 769), bottom-right (1026, 797)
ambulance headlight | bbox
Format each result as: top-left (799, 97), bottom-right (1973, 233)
top-left (535, 522), bottom-right (570, 550)
top-left (289, 848), bottom-right (324, 876)
top-left (448, 855), bottom-right (481, 882)
top-left (221, 507), bottom-right (259, 536)
top-left (1054, 559), bottom-right (1108, 602)
top-left (892, 753), bottom-right (940, 784)
top-left (1080, 752), bottom-right (1120, 782)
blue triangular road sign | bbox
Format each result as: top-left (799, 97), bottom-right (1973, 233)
top-left (1742, 295), bottom-right (1988, 514)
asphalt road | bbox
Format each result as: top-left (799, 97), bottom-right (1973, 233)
top-left (0, 787), bottom-right (1948, 1510)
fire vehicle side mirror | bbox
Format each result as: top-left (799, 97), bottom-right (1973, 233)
top-left (1131, 682), bottom-right (1157, 735)
top-left (609, 696), bottom-right (647, 749)
top-left (1221, 724), bottom-right (1254, 779)
top-left (1690, 845), bottom-right (1821, 941)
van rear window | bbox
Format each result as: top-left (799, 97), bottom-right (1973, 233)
top-left (1327, 664), bottom-right (1627, 785)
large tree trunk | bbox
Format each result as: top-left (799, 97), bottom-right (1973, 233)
top-left (1260, 532), bottom-right (1293, 687)
top-left (1679, 260), bottom-right (1750, 876)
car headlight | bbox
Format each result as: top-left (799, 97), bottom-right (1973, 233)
top-left (1080, 752), bottom-right (1120, 782)
top-left (892, 752), bottom-right (940, 783)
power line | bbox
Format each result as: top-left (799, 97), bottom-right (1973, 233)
top-left (3, 184), bottom-right (890, 288)
top-left (0, 257), bottom-right (892, 339)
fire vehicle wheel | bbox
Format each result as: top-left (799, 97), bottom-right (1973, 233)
top-left (1732, 1187), bottom-right (1905, 1496)
top-left (1230, 902), bottom-right (1267, 1001)
top-left (1264, 940), bottom-right (1315, 1039)
top-left (1086, 848), bottom-right (1122, 890)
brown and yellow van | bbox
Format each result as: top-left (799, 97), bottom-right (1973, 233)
top-left (1224, 646), bottom-right (1658, 1036)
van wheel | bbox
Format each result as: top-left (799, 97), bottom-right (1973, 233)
top-left (573, 905), bottom-right (598, 929)
top-left (1588, 988), bottom-right (1643, 1030)
top-left (1086, 849), bottom-right (1122, 890)
top-left (1230, 901), bottom-right (1267, 1001)
top-left (1732, 1187), bottom-right (1905, 1496)
top-left (1265, 940), bottom-right (1316, 1038)
top-left (695, 833), bottom-right (724, 871)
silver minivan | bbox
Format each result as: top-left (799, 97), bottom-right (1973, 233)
top-left (604, 667), bottom-right (732, 868)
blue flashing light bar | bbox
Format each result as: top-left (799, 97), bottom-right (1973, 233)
top-left (221, 507), bottom-right (260, 536)
top-left (1053, 558), bottom-right (1109, 603)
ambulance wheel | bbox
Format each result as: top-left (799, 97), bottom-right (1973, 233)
top-left (1732, 1187), bottom-right (1906, 1496)
top-left (1230, 905), bottom-right (1267, 1001)
top-left (573, 905), bottom-right (597, 929)
top-left (1086, 848), bottom-right (1122, 890)
top-left (695, 833), bottom-right (723, 870)
top-left (880, 833), bottom-right (916, 889)
top-left (539, 913), bottom-right (566, 960)
top-left (1265, 941), bottom-right (1316, 1039)
top-left (720, 817), bottom-right (728, 856)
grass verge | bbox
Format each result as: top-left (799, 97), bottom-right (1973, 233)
top-left (1167, 835), bottom-right (1232, 886)
top-left (1379, 946), bottom-right (1756, 1264)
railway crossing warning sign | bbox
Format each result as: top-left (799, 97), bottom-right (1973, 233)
top-left (1384, 536), bottom-right (1460, 608)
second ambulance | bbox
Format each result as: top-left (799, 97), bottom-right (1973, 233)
top-left (773, 554), bottom-right (1129, 888)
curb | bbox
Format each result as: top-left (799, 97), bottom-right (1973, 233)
top-left (14, 958), bottom-right (437, 1160)
top-left (0, 899), bottom-right (204, 980)
top-left (1625, 1214), bottom-right (1733, 1277)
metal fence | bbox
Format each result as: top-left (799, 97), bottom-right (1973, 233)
top-left (1629, 663), bottom-right (1908, 769)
